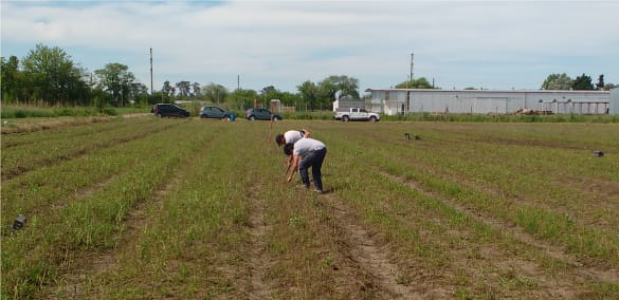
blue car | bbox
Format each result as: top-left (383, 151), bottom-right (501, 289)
top-left (200, 106), bottom-right (233, 120)
top-left (245, 108), bottom-right (282, 121)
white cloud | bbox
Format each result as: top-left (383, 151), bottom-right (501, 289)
top-left (2, 1), bottom-right (618, 92)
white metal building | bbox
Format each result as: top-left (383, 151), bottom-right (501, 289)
top-left (332, 96), bottom-right (366, 112)
top-left (365, 89), bottom-right (611, 115)
top-left (611, 88), bottom-right (619, 115)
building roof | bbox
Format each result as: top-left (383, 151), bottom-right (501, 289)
top-left (365, 88), bottom-right (610, 95)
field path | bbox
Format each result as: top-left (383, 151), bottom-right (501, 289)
top-left (375, 167), bottom-right (619, 284)
top-left (323, 192), bottom-right (422, 300)
top-left (246, 183), bottom-right (274, 300)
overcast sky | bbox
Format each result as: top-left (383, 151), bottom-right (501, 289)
top-left (2, 1), bottom-right (618, 93)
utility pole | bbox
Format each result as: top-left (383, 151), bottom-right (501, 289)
top-left (405, 52), bottom-right (414, 114)
top-left (150, 48), bottom-right (154, 94)
top-left (237, 75), bottom-right (240, 91)
top-left (410, 52), bottom-right (414, 84)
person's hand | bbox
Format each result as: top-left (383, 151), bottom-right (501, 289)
top-left (287, 175), bottom-right (293, 182)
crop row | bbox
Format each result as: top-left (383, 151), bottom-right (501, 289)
top-left (1, 117), bottom-right (175, 180)
top-left (61, 123), bottom-right (258, 298)
top-left (316, 122), bottom-right (618, 294)
top-left (312, 123), bottom-right (619, 258)
top-left (1, 119), bottom-right (191, 228)
top-left (2, 117), bottom-right (135, 149)
top-left (2, 120), bottom-right (225, 299)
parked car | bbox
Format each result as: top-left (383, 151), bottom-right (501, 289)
top-left (200, 106), bottom-right (233, 120)
top-left (334, 107), bottom-right (380, 122)
top-left (245, 108), bottom-right (282, 121)
top-left (151, 103), bottom-right (190, 118)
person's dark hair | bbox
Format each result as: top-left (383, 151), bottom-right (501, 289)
top-left (284, 143), bottom-right (294, 156)
top-left (275, 134), bottom-right (285, 145)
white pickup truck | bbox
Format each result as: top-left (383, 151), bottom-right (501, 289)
top-left (334, 108), bottom-right (381, 122)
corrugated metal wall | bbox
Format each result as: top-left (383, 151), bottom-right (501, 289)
top-left (367, 89), bottom-right (611, 115)
top-left (611, 88), bottom-right (619, 115)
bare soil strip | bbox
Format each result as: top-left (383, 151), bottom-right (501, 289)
top-left (323, 192), bottom-right (422, 300)
top-left (1, 116), bottom-right (112, 135)
top-left (245, 184), bottom-right (273, 300)
top-left (37, 128), bottom-right (223, 299)
top-left (3, 123), bottom-right (179, 181)
top-left (375, 167), bottom-right (619, 283)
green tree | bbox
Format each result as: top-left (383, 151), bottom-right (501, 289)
top-left (162, 80), bottom-right (174, 97)
top-left (192, 82), bottom-right (201, 98)
top-left (202, 83), bottom-right (229, 106)
top-left (395, 77), bottom-right (434, 89)
top-left (297, 80), bottom-right (318, 110)
top-left (1, 56), bottom-right (21, 103)
top-left (572, 73), bottom-right (594, 90)
top-left (278, 91), bottom-right (302, 107)
top-left (175, 81), bottom-right (191, 98)
top-left (312, 75), bottom-right (360, 111)
top-left (131, 82), bottom-right (149, 105)
top-left (21, 44), bottom-right (88, 105)
top-left (94, 63), bottom-right (136, 107)
top-left (147, 91), bottom-right (171, 105)
top-left (541, 73), bottom-right (573, 90)
top-left (604, 83), bottom-right (617, 90)
top-left (319, 75), bottom-right (359, 99)
top-left (227, 88), bottom-right (258, 110)
top-left (596, 74), bottom-right (605, 90)
top-left (258, 85), bottom-right (281, 106)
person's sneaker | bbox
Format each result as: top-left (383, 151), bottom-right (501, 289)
top-left (312, 189), bottom-right (324, 194)
top-left (296, 184), bottom-right (309, 190)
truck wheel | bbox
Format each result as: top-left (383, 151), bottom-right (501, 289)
top-left (342, 115), bottom-right (349, 122)
top-left (370, 116), bottom-right (377, 122)
top-left (249, 115), bottom-right (256, 121)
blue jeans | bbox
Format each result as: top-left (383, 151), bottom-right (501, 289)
top-left (298, 148), bottom-right (327, 191)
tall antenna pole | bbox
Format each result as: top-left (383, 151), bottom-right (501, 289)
top-left (150, 48), bottom-right (154, 94)
top-left (410, 52), bottom-right (414, 83)
top-left (237, 75), bottom-right (240, 91)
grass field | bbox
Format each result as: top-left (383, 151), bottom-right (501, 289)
top-left (1, 117), bottom-right (618, 299)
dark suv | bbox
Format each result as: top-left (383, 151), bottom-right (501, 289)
top-left (245, 108), bottom-right (282, 121)
top-left (152, 104), bottom-right (190, 118)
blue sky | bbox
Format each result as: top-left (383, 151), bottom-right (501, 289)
top-left (2, 1), bottom-right (618, 93)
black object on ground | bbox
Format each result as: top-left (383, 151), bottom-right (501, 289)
top-left (12, 215), bottom-right (27, 233)
top-left (405, 133), bottom-right (421, 141)
top-left (593, 151), bottom-right (604, 157)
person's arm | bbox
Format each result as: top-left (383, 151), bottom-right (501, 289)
top-left (284, 154), bottom-right (293, 175)
top-left (285, 155), bottom-right (293, 174)
top-left (287, 155), bottom-right (300, 182)
top-left (302, 129), bottom-right (310, 138)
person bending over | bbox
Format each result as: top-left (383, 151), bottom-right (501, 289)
top-left (276, 129), bottom-right (310, 171)
top-left (284, 137), bottom-right (327, 193)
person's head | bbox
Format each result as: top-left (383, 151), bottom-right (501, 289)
top-left (283, 143), bottom-right (294, 156)
top-left (275, 134), bottom-right (285, 146)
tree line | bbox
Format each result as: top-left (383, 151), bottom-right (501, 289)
top-left (1, 44), bottom-right (154, 108)
top-left (1, 44), bottom-right (362, 111)
top-left (5, 44), bottom-right (614, 111)
top-left (162, 75), bottom-right (361, 111)
top-left (541, 73), bottom-right (616, 91)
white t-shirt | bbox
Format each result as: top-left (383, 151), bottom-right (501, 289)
top-left (293, 138), bottom-right (326, 156)
top-left (284, 130), bottom-right (304, 144)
